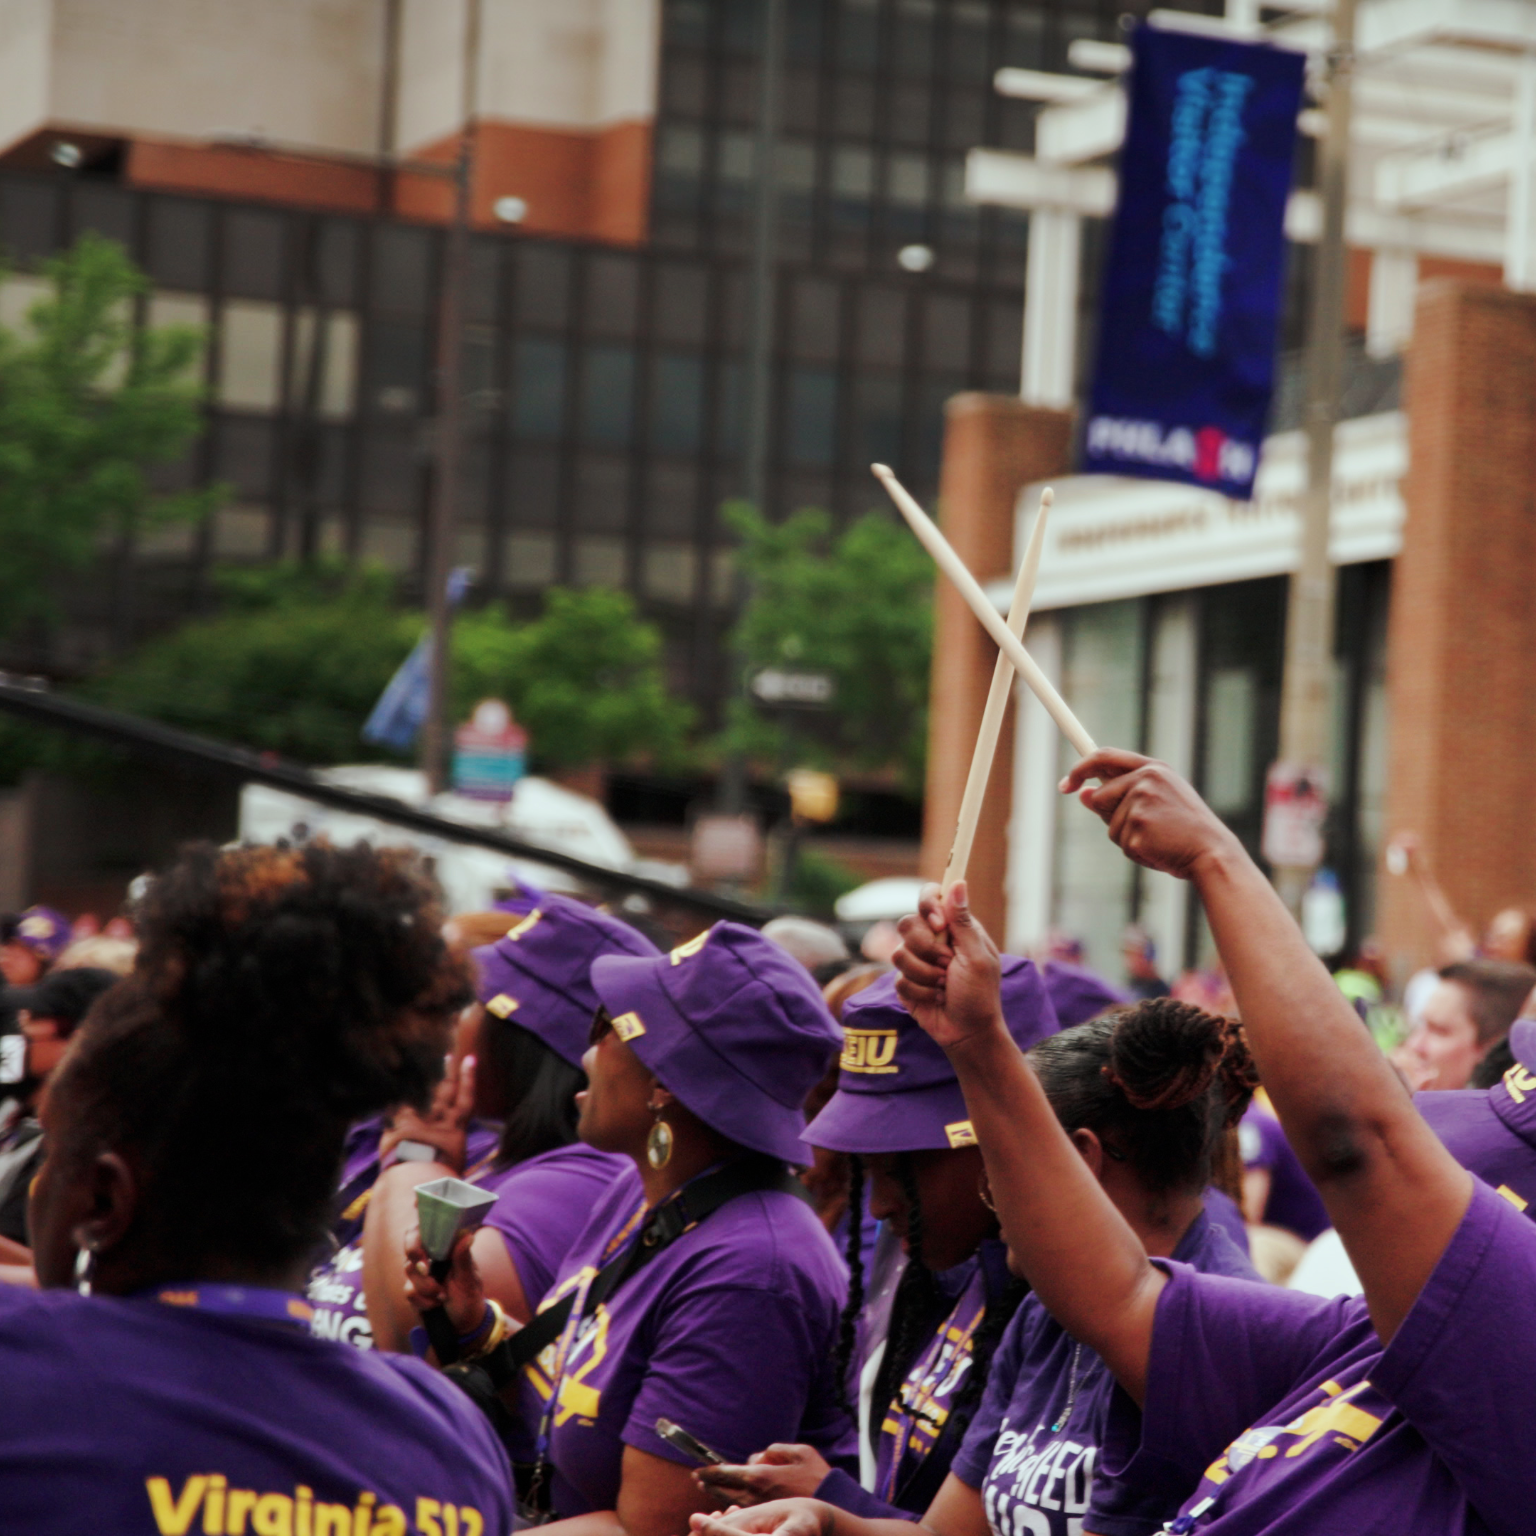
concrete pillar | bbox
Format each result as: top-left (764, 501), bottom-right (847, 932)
top-left (920, 393), bottom-right (1073, 943)
top-left (1380, 280), bottom-right (1536, 978)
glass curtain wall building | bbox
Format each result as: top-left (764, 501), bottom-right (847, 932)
top-left (0, 0), bottom-right (1140, 716)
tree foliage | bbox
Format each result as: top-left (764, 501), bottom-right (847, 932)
top-left (72, 566), bottom-right (691, 774)
top-left (0, 233), bottom-right (216, 636)
top-left (455, 588), bottom-right (694, 771)
top-left (721, 502), bottom-right (933, 792)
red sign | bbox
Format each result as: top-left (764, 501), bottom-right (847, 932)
top-left (1262, 762), bottom-right (1330, 868)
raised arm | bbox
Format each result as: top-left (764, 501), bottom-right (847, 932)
top-left (892, 882), bottom-right (1165, 1404)
top-left (1061, 749), bottom-right (1472, 1344)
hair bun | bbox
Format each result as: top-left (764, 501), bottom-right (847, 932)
top-left (1104, 998), bottom-right (1255, 1123)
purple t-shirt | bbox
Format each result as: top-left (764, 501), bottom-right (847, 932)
top-left (1203, 1186), bottom-right (1251, 1256)
top-left (1239, 1103), bottom-right (1330, 1242)
top-left (951, 1209), bottom-right (1257, 1536)
top-left (1097, 1178), bottom-right (1536, 1534)
top-left (307, 1121), bottom-right (501, 1351)
top-left (469, 1142), bottom-right (628, 1308)
top-left (0, 1285), bottom-right (514, 1534)
top-left (520, 1162), bottom-right (855, 1517)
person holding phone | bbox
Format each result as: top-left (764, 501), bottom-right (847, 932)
top-left (688, 991), bottom-right (1257, 1536)
top-left (0, 842), bottom-right (514, 1533)
top-left (361, 895), bottom-right (653, 1351)
top-left (406, 922), bottom-right (854, 1536)
top-left (697, 961), bottom-right (1058, 1517)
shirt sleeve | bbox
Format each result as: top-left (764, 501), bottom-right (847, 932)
top-left (622, 1284), bottom-right (829, 1469)
top-left (1092, 1263), bottom-right (1358, 1513)
top-left (1373, 1179), bottom-right (1536, 1536)
top-left (813, 1468), bottom-right (917, 1522)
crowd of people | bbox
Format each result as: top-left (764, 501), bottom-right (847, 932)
top-left (0, 750), bottom-right (1533, 1536)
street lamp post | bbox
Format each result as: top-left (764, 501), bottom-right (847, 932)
top-left (420, 0), bottom-right (482, 794)
top-left (1273, 0), bottom-right (1357, 919)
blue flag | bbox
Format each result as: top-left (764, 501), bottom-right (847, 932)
top-left (1082, 26), bottom-right (1305, 499)
top-left (361, 568), bottom-right (473, 751)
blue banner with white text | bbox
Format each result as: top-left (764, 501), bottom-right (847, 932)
top-left (1082, 26), bottom-right (1305, 499)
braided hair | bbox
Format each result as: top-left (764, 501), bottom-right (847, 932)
top-left (831, 1155), bottom-right (867, 1412)
top-left (867, 1156), bottom-right (1027, 1497)
top-left (1029, 997), bottom-right (1258, 1194)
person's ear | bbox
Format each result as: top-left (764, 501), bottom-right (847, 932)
top-left (1069, 1127), bottom-right (1106, 1181)
top-left (72, 1152), bottom-right (138, 1257)
top-left (648, 1082), bottom-right (676, 1111)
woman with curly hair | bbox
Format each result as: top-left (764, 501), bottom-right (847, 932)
top-left (0, 842), bottom-right (514, 1535)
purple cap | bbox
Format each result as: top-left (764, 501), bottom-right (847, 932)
top-left (5, 906), bottom-right (71, 962)
top-left (805, 956), bottom-right (1060, 1155)
top-left (1043, 961), bottom-right (1128, 1029)
top-left (590, 921), bottom-right (842, 1165)
top-left (472, 895), bottom-right (660, 1068)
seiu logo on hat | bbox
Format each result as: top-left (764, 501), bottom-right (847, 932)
top-left (505, 909), bottom-right (543, 941)
top-left (18, 915), bottom-right (56, 940)
top-left (842, 1029), bottom-right (900, 1075)
top-left (485, 994), bottom-right (518, 1018)
top-left (669, 931), bottom-right (709, 966)
top-left (945, 1120), bottom-right (978, 1148)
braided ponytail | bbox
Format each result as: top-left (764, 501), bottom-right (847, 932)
top-left (831, 1155), bottom-right (867, 1411)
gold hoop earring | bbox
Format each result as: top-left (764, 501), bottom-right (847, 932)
top-left (646, 1101), bottom-right (673, 1169)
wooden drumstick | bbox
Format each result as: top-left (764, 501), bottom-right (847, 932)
top-left (943, 487), bottom-right (1053, 889)
top-left (871, 464), bottom-right (1096, 759)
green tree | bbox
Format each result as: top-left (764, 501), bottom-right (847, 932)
top-left (69, 569), bottom-right (691, 775)
top-left (721, 501), bottom-right (933, 792)
top-left (456, 588), bottom-right (694, 772)
top-left (86, 563), bottom-right (417, 763)
top-left (0, 233), bottom-right (216, 636)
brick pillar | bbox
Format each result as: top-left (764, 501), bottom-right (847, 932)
top-left (920, 393), bottom-right (1074, 941)
top-left (1379, 280), bottom-right (1536, 979)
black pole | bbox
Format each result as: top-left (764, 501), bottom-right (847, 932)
top-left (0, 676), bottom-right (771, 926)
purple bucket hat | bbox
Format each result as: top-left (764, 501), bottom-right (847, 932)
top-left (1417, 1017), bottom-right (1536, 1198)
top-left (472, 894), bottom-right (660, 1068)
top-left (805, 955), bottom-right (1060, 1155)
top-left (1043, 961), bottom-right (1128, 1029)
top-left (590, 921), bottom-right (842, 1165)
top-left (5, 906), bottom-right (71, 963)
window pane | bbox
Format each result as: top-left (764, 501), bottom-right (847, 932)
top-left (786, 366), bottom-right (837, 466)
top-left (924, 293), bottom-right (971, 370)
top-left (888, 154), bottom-right (932, 207)
top-left (214, 415), bottom-right (275, 498)
top-left (581, 346), bottom-right (635, 447)
top-left (359, 431), bottom-right (420, 515)
top-left (223, 209), bottom-right (287, 300)
top-left (836, 0), bottom-right (881, 69)
top-left (317, 219), bottom-right (359, 306)
top-left (654, 263), bottom-right (709, 344)
top-left (791, 278), bottom-right (841, 362)
top-left (575, 456), bottom-right (631, 533)
top-left (370, 225), bottom-right (433, 314)
top-left (70, 185), bottom-right (134, 249)
top-left (717, 360), bottom-right (745, 457)
top-left (512, 337), bottom-right (568, 439)
top-left (651, 352), bottom-right (704, 453)
top-left (852, 374), bottom-right (903, 468)
top-left (504, 446), bottom-right (561, 527)
top-left (514, 244), bottom-right (570, 328)
top-left (584, 253), bottom-right (639, 339)
top-left (0, 181), bottom-right (59, 265)
top-left (146, 199), bottom-right (210, 290)
top-left (857, 287), bottom-right (907, 367)
top-left (288, 309), bottom-right (359, 419)
top-left (647, 461), bottom-right (699, 536)
top-left (366, 317), bottom-right (427, 415)
top-left (218, 301), bottom-right (285, 411)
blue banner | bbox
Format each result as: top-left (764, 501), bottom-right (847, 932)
top-left (361, 568), bottom-right (474, 751)
top-left (1082, 26), bottom-right (1305, 499)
